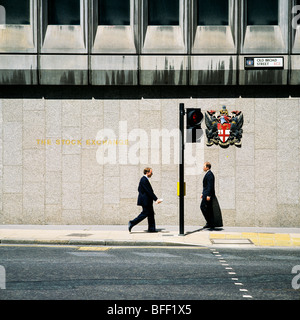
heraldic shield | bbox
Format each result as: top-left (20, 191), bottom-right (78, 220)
top-left (205, 106), bottom-right (244, 148)
top-left (218, 122), bottom-right (231, 144)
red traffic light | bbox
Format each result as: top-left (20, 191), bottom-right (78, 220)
top-left (192, 112), bottom-right (200, 123)
top-left (187, 109), bottom-right (203, 128)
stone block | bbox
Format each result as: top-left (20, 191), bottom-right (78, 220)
top-left (46, 171), bottom-right (61, 205)
top-left (255, 99), bottom-right (277, 149)
top-left (238, 98), bottom-right (255, 133)
top-left (46, 143), bottom-right (62, 172)
top-left (221, 209), bottom-right (236, 226)
top-left (120, 166), bottom-right (139, 199)
top-left (101, 204), bottom-right (121, 224)
top-left (3, 140), bottom-right (22, 166)
top-left (3, 166), bottom-right (22, 193)
top-left (62, 100), bottom-right (82, 127)
top-left (2, 193), bottom-right (23, 224)
top-left (62, 154), bottom-right (81, 183)
top-left (276, 99), bottom-right (299, 120)
top-left (82, 149), bottom-right (103, 194)
top-left (81, 210), bottom-right (102, 225)
top-left (236, 192), bottom-right (255, 226)
top-left (2, 99), bottom-right (23, 122)
top-left (82, 99), bottom-right (103, 117)
top-left (61, 127), bottom-right (82, 155)
top-left (3, 122), bottom-right (22, 144)
top-left (82, 115), bottom-right (103, 143)
top-left (104, 177), bottom-right (120, 204)
top-left (255, 150), bottom-right (277, 188)
top-left (62, 210), bottom-right (82, 224)
top-left (235, 133), bottom-right (254, 166)
top-left (23, 182), bottom-right (45, 209)
top-left (23, 208), bottom-right (45, 224)
top-left (218, 148), bottom-right (235, 177)
top-left (24, 110), bottom-right (45, 127)
top-left (159, 202), bottom-right (178, 225)
top-left (277, 204), bottom-right (300, 227)
top-left (46, 100), bottom-right (62, 137)
top-left (23, 99), bottom-right (45, 111)
top-left (255, 187), bottom-right (278, 226)
top-left (62, 183), bottom-right (81, 210)
top-left (236, 166), bottom-right (255, 193)
top-left (103, 100), bottom-right (120, 134)
top-left (120, 100), bottom-right (139, 130)
top-left (45, 204), bottom-right (62, 224)
top-left (277, 120), bottom-right (298, 139)
top-left (277, 139), bottom-right (298, 169)
top-left (23, 149), bottom-right (45, 183)
top-left (218, 177), bottom-right (235, 210)
top-left (23, 126), bottom-right (45, 150)
top-left (277, 171), bottom-right (299, 205)
top-left (81, 193), bottom-right (103, 212)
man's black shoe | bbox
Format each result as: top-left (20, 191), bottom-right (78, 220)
top-left (128, 221), bottom-right (133, 232)
top-left (147, 229), bottom-right (158, 233)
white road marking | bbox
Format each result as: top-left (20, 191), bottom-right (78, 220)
top-left (212, 250), bottom-right (253, 299)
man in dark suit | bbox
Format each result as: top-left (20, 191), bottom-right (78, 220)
top-left (200, 162), bottom-right (222, 229)
top-left (128, 168), bottom-right (162, 233)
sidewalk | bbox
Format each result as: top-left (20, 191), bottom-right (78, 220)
top-left (1, 225), bottom-right (300, 248)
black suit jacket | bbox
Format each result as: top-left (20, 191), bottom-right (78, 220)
top-left (137, 176), bottom-right (158, 207)
top-left (202, 170), bottom-right (215, 199)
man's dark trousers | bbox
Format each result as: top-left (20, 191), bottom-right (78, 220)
top-left (130, 206), bottom-right (156, 231)
top-left (200, 198), bottom-right (214, 227)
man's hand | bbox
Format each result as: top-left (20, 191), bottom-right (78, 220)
top-left (206, 196), bottom-right (211, 201)
top-left (156, 199), bottom-right (163, 204)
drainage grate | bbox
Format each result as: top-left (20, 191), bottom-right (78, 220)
top-left (211, 238), bottom-right (253, 245)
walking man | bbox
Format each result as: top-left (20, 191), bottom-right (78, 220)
top-left (128, 168), bottom-right (162, 233)
top-left (200, 162), bottom-right (223, 229)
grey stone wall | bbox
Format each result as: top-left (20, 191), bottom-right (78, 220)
top-left (0, 88), bottom-right (299, 227)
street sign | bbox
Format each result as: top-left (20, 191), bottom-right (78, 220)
top-left (245, 57), bottom-right (284, 69)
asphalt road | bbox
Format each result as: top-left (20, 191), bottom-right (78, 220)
top-left (0, 245), bottom-right (299, 301)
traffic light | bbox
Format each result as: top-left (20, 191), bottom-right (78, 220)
top-left (186, 108), bottom-right (203, 143)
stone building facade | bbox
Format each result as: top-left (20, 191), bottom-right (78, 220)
top-left (0, 0), bottom-right (299, 227)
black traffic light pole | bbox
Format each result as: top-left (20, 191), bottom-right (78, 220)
top-left (179, 103), bottom-right (185, 236)
top-left (179, 104), bottom-right (203, 235)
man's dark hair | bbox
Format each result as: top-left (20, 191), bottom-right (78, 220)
top-left (144, 167), bottom-right (151, 175)
top-left (205, 162), bottom-right (211, 169)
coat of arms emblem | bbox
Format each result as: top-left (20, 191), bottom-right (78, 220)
top-left (205, 106), bottom-right (244, 148)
